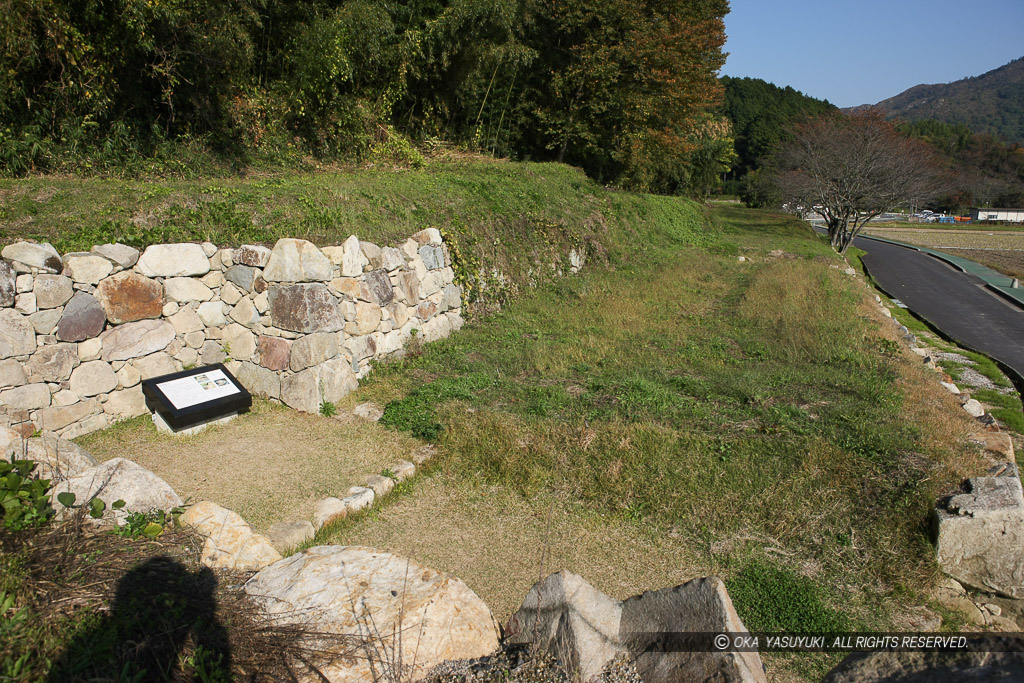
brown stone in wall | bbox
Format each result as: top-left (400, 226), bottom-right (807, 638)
top-left (56, 292), bottom-right (107, 343)
top-left (95, 272), bottom-right (163, 324)
top-left (0, 260), bottom-right (16, 307)
top-left (267, 284), bottom-right (343, 334)
top-left (257, 336), bottom-right (290, 371)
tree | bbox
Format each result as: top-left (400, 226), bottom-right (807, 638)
top-left (774, 111), bottom-right (943, 254)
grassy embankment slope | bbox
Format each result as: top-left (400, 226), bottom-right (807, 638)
top-left (0, 161), bottom-right (1009, 681)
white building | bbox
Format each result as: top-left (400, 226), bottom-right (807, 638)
top-left (970, 208), bottom-right (1024, 223)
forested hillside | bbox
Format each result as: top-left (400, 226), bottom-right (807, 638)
top-left (719, 76), bottom-right (835, 182)
top-left (857, 57), bottom-right (1024, 144)
top-left (0, 0), bottom-right (730, 193)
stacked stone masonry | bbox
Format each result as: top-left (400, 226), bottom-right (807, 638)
top-left (0, 229), bottom-right (464, 438)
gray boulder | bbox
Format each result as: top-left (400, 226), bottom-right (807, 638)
top-left (51, 458), bottom-right (183, 525)
top-left (823, 648), bottom-right (1024, 682)
top-left (934, 464), bottom-right (1024, 598)
top-left (505, 571), bottom-right (766, 683)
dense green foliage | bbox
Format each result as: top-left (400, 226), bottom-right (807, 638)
top-left (899, 119), bottom-right (1024, 211)
top-left (0, 0), bottom-right (729, 192)
top-left (870, 56), bottom-right (1024, 145)
top-left (720, 76), bottom-right (836, 180)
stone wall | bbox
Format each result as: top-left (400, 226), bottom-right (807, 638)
top-left (0, 229), bottom-right (463, 439)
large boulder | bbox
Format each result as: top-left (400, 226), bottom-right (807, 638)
top-left (51, 458), bottom-right (183, 525)
top-left (263, 238), bottom-right (334, 282)
top-left (244, 546), bottom-right (499, 681)
top-left (3, 432), bottom-right (99, 481)
top-left (280, 357), bottom-right (357, 413)
top-left (95, 271), bottom-right (164, 324)
top-left (136, 244), bottom-right (210, 277)
top-left (934, 464), bottom-right (1024, 598)
top-left (505, 571), bottom-right (766, 683)
top-left (823, 648), bottom-right (1024, 682)
top-left (1, 241), bottom-right (62, 273)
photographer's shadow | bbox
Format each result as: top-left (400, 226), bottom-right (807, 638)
top-left (51, 555), bottom-right (231, 681)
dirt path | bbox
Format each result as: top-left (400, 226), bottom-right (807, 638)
top-left (76, 400), bottom-right (423, 532)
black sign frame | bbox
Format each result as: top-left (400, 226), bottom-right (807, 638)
top-left (141, 363), bottom-right (252, 432)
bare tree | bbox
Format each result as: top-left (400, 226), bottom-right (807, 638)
top-left (774, 110), bottom-right (943, 254)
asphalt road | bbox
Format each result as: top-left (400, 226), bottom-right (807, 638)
top-left (855, 235), bottom-right (1024, 387)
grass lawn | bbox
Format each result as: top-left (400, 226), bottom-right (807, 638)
top-left (319, 205), bottom-right (990, 680)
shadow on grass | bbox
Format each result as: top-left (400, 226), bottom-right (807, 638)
top-left (49, 556), bottom-right (231, 682)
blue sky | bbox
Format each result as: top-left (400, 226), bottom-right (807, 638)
top-left (722, 0), bottom-right (1024, 108)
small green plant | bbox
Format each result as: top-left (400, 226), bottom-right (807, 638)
top-left (380, 468), bottom-right (397, 480)
top-left (113, 509), bottom-right (174, 539)
top-left (55, 492), bottom-right (126, 520)
top-left (319, 400), bottom-right (337, 417)
top-left (1, 458), bottom-right (54, 530)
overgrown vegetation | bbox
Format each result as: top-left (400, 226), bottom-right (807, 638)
top-left (0, 0), bottom-right (730, 192)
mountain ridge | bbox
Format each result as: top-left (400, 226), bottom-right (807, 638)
top-left (846, 57), bottom-right (1024, 143)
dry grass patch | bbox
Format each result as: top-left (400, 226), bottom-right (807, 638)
top-left (321, 472), bottom-right (702, 622)
top-left (76, 400), bottom-right (423, 532)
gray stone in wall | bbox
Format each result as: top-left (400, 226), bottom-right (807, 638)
top-left (339, 235), bottom-right (369, 277)
top-left (364, 269), bottom-right (394, 306)
top-left (163, 277), bottom-right (214, 303)
top-left (64, 254), bottom-right (113, 285)
top-left (26, 343), bottom-right (79, 382)
top-left (236, 361), bottom-right (280, 399)
top-left (91, 243), bottom-right (140, 269)
top-left (99, 320), bottom-right (175, 362)
top-left (345, 333), bottom-right (377, 361)
top-left (280, 357), bottom-right (358, 413)
top-left (373, 247), bottom-right (405, 272)
top-left (0, 358), bottom-right (27, 388)
top-left (263, 238), bottom-right (333, 282)
top-left (132, 352), bottom-right (177, 380)
top-left (29, 309), bottom-right (61, 335)
top-left (0, 309), bottom-right (35, 359)
top-left (33, 274), bottom-right (74, 310)
top-left (137, 244), bottom-right (210, 277)
top-left (103, 385), bottom-right (147, 418)
top-left (233, 245), bottom-right (272, 268)
top-left (201, 340), bottom-right (226, 365)
top-left (1, 242), bottom-right (62, 273)
top-left (419, 244), bottom-right (444, 271)
top-left (70, 361), bottom-right (118, 398)
top-left (225, 265), bottom-right (256, 292)
top-left (37, 398), bottom-right (101, 432)
top-left (267, 283), bottom-right (343, 334)
top-left (1, 260), bottom-right (17, 307)
top-left (0, 383), bottom-right (51, 411)
top-left (95, 271), bottom-right (163, 323)
top-left (56, 292), bottom-right (107, 343)
top-left (442, 283), bottom-right (462, 311)
top-left (222, 323), bottom-right (257, 362)
top-left (197, 301), bottom-right (227, 328)
top-left (289, 332), bottom-right (340, 372)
